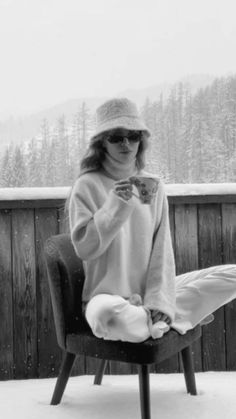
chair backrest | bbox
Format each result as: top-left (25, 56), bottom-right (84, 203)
top-left (44, 233), bottom-right (87, 349)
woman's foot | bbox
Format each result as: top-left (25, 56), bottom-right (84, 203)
top-left (148, 309), bottom-right (171, 339)
top-left (150, 320), bottom-right (170, 339)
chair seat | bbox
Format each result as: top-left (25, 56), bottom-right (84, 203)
top-left (66, 324), bottom-right (201, 365)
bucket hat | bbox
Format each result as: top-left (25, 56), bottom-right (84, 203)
top-left (91, 97), bottom-right (151, 142)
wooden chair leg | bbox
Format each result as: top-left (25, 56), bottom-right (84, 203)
top-left (138, 364), bottom-right (151, 419)
top-left (94, 359), bottom-right (108, 385)
top-left (180, 345), bottom-right (197, 395)
top-left (51, 352), bottom-right (76, 405)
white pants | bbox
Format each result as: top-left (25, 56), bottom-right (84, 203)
top-left (85, 265), bottom-right (236, 343)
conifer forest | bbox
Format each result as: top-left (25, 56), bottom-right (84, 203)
top-left (0, 75), bottom-right (236, 187)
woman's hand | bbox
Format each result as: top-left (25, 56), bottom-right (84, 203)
top-left (113, 179), bottom-right (133, 201)
top-left (151, 310), bottom-right (171, 325)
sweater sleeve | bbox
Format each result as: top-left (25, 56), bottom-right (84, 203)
top-left (69, 176), bottom-right (135, 261)
top-left (144, 181), bottom-right (176, 322)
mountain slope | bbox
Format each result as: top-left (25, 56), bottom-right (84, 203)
top-left (0, 74), bottom-right (215, 151)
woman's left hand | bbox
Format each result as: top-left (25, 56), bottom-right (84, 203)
top-left (151, 310), bottom-right (171, 325)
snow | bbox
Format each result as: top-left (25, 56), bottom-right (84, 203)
top-left (1, 372), bottom-right (236, 419)
top-left (0, 187), bottom-right (70, 201)
top-left (165, 183), bottom-right (236, 196)
top-left (0, 183), bottom-right (236, 202)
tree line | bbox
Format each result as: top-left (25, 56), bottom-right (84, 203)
top-left (143, 75), bottom-right (236, 182)
top-left (0, 75), bottom-right (236, 187)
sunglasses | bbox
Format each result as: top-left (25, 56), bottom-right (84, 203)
top-left (107, 131), bottom-right (142, 144)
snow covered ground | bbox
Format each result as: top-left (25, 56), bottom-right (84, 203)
top-left (0, 372), bottom-right (236, 419)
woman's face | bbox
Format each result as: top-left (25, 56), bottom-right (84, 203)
top-left (103, 129), bottom-right (141, 164)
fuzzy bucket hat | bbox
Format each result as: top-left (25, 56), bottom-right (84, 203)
top-left (91, 97), bottom-right (151, 142)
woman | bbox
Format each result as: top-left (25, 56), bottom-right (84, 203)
top-left (69, 97), bottom-right (236, 343)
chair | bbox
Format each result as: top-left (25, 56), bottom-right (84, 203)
top-left (44, 233), bottom-right (201, 419)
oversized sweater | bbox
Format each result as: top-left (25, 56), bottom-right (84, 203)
top-left (69, 170), bottom-right (176, 322)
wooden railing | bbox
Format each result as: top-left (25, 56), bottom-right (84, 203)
top-left (0, 184), bottom-right (236, 380)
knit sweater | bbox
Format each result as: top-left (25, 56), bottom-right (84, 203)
top-left (69, 169), bottom-right (176, 322)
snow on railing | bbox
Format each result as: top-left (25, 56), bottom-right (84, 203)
top-left (0, 184), bottom-right (236, 201)
top-left (0, 186), bottom-right (70, 201)
top-left (165, 183), bottom-right (236, 196)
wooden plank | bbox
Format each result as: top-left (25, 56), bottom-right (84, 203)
top-left (85, 357), bottom-right (102, 375)
top-left (58, 206), bottom-right (86, 375)
top-left (156, 354), bottom-right (179, 374)
top-left (174, 204), bottom-right (202, 372)
top-left (198, 204), bottom-right (226, 371)
top-left (109, 360), bottom-right (133, 375)
top-left (35, 208), bottom-right (62, 378)
top-left (169, 204), bottom-right (176, 256)
top-left (86, 358), bottom-right (133, 377)
top-left (154, 204), bottom-right (179, 373)
top-left (58, 205), bottom-right (70, 234)
top-left (58, 203), bottom-right (86, 376)
top-left (168, 195), bottom-right (236, 205)
top-left (175, 204), bottom-right (199, 275)
top-left (0, 199), bottom-right (65, 210)
top-left (12, 209), bottom-right (38, 378)
top-left (224, 301), bottom-right (236, 371)
top-left (222, 203), bottom-right (236, 370)
top-left (0, 210), bottom-right (13, 380)
top-left (222, 204), bottom-right (236, 264)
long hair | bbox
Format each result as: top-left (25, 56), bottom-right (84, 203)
top-left (79, 134), bottom-right (107, 174)
top-left (79, 131), bottom-right (149, 176)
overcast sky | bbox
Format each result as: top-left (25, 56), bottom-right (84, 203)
top-left (1, 0), bottom-right (236, 118)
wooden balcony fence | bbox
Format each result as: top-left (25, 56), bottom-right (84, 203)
top-left (0, 184), bottom-right (236, 380)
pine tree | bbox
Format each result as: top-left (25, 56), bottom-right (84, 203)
top-left (46, 138), bottom-right (57, 186)
top-left (11, 146), bottom-right (27, 186)
top-left (165, 87), bottom-right (179, 181)
top-left (0, 146), bottom-right (11, 186)
top-left (177, 88), bottom-right (193, 182)
top-left (188, 89), bottom-right (210, 182)
top-left (38, 118), bottom-right (51, 186)
top-left (27, 138), bottom-right (40, 186)
top-left (0, 143), bottom-right (15, 187)
top-left (79, 101), bottom-right (93, 151)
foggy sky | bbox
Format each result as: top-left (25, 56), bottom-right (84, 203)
top-left (1, 0), bottom-right (236, 118)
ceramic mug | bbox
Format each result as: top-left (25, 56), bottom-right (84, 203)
top-left (129, 176), bottom-right (159, 204)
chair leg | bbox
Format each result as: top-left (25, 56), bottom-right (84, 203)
top-left (138, 364), bottom-right (151, 419)
top-left (180, 345), bottom-right (197, 395)
top-left (94, 359), bottom-right (108, 385)
top-left (51, 352), bottom-right (76, 405)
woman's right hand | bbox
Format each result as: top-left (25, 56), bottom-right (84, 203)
top-left (113, 179), bottom-right (133, 201)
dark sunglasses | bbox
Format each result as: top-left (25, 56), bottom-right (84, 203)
top-left (107, 131), bottom-right (142, 144)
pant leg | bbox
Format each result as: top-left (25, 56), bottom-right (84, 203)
top-left (172, 264), bottom-right (236, 334)
top-left (85, 294), bottom-right (150, 343)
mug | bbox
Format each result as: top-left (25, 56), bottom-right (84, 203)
top-left (129, 176), bottom-right (159, 204)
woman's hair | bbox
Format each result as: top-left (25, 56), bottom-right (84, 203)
top-left (79, 134), bottom-right (106, 174)
top-left (79, 130), bottom-right (149, 175)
